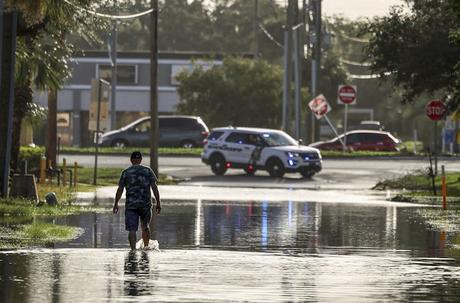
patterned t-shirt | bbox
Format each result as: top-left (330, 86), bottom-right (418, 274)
top-left (118, 165), bottom-right (158, 209)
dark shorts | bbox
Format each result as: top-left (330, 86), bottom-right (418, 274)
top-left (125, 207), bottom-right (152, 231)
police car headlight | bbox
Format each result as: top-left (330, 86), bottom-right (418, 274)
top-left (286, 151), bottom-right (300, 158)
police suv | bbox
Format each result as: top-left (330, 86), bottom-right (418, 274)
top-left (201, 127), bottom-right (322, 178)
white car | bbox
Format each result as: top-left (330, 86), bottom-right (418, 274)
top-left (201, 127), bottom-right (322, 178)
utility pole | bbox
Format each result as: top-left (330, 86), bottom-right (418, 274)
top-left (149, 0), bottom-right (159, 176)
top-left (309, 0), bottom-right (321, 142)
top-left (293, 1), bottom-right (302, 140)
top-left (282, 0), bottom-right (294, 133)
top-left (253, 0), bottom-right (259, 58)
top-left (110, 20), bottom-right (117, 130)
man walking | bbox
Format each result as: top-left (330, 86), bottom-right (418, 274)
top-left (113, 151), bottom-right (161, 250)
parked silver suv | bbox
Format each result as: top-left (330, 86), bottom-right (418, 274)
top-left (101, 116), bottom-right (209, 148)
top-left (201, 127), bottom-right (322, 178)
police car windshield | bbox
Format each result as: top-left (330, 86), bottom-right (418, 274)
top-left (261, 132), bottom-right (297, 146)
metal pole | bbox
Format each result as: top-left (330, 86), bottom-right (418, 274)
top-left (311, 59), bottom-right (316, 141)
top-left (293, 26), bottom-right (301, 139)
top-left (110, 20), bottom-right (117, 130)
top-left (282, 31), bottom-right (289, 131)
top-left (324, 115), bottom-right (345, 148)
top-left (434, 120), bottom-right (438, 175)
top-left (343, 104), bottom-right (348, 152)
top-left (93, 80), bottom-right (102, 185)
top-left (285, 0), bottom-right (294, 135)
top-left (150, 0), bottom-right (159, 176)
top-left (312, 0), bottom-right (321, 142)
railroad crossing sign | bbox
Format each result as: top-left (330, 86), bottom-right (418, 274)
top-left (337, 85), bottom-right (357, 105)
top-left (425, 99), bottom-right (446, 121)
top-left (308, 94), bottom-right (331, 119)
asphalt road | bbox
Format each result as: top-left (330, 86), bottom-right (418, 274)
top-left (62, 154), bottom-right (460, 190)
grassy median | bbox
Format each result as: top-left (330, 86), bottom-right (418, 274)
top-left (61, 146), bottom-right (203, 157)
top-left (0, 198), bottom-right (100, 249)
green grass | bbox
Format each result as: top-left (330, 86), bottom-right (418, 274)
top-left (58, 144), bottom-right (442, 158)
top-left (320, 150), bottom-right (400, 157)
top-left (374, 170), bottom-right (460, 196)
top-left (375, 171), bottom-right (460, 207)
top-left (60, 146), bottom-right (203, 156)
top-left (0, 198), bottom-right (102, 218)
top-left (21, 222), bottom-right (82, 241)
top-left (75, 167), bottom-right (178, 187)
top-left (0, 222), bottom-right (83, 248)
top-left (0, 198), bottom-right (91, 249)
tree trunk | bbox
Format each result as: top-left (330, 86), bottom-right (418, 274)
top-left (0, 12), bottom-right (18, 197)
top-left (45, 89), bottom-right (57, 168)
top-left (11, 81), bottom-right (32, 172)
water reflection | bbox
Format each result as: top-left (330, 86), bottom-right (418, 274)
top-left (47, 200), bottom-right (448, 257)
top-left (124, 251), bottom-right (156, 296)
top-left (1, 199), bottom-right (460, 302)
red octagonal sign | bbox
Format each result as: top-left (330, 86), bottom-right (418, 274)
top-left (338, 85), bottom-right (357, 105)
top-left (426, 99), bottom-right (446, 121)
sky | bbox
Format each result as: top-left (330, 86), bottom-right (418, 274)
top-left (322, 0), bottom-right (407, 19)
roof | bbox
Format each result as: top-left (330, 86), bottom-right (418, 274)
top-left (211, 126), bottom-right (284, 133)
top-left (345, 129), bottom-right (389, 135)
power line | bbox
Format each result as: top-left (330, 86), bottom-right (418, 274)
top-left (64, 0), bottom-right (154, 20)
top-left (258, 23), bottom-right (283, 48)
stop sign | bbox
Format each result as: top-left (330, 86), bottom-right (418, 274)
top-left (426, 99), bottom-right (446, 121)
top-left (308, 94), bottom-right (331, 119)
top-left (337, 85), bottom-right (357, 104)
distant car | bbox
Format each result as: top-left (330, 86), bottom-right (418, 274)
top-left (201, 127), bottom-right (322, 178)
top-left (309, 130), bottom-right (401, 152)
top-left (101, 115), bottom-right (209, 148)
top-left (357, 120), bottom-right (385, 131)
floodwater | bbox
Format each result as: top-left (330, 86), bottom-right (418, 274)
top-left (1, 199), bottom-right (460, 302)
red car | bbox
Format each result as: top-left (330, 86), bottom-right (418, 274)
top-left (309, 130), bottom-right (401, 152)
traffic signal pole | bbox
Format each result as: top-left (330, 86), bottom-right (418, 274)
top-left (150, 0), bottom-right (159, 176)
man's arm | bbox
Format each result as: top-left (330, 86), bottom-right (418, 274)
top-left (151, 181), bottom-right (161, 214)
top-left (113, 186), bottom-right (124, 214)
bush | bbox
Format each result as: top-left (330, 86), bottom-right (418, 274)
top-left (19, 146), bottom-right (44, 172)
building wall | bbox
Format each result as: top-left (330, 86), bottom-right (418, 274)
top-left (33, 54), bottom-right (221, 146)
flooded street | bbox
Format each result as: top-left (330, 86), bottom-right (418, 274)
top-left (2, 199), bottom-right (460, 302)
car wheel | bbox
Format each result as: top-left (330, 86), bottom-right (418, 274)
top-left (210, 154), bottom-right (227, 176)
top-left (267, 158), bottom-right (285, 178)
top-left (180, 140), bottom-right (196, 148)
top-left (300, 169), bottom-right (314, 179)
top-left (112, 139), bottom-right (128, 148)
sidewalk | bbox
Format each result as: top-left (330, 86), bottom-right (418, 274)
top-left (76, 185), bottom-right (427, 207)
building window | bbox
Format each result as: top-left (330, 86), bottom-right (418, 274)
top-left (97, 64), bottom-right (137, 85)
top-left (171, 65), bottom-right (192, 86)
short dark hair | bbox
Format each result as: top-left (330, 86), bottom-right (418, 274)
top-left (130, 151), bottom-right (142, 160)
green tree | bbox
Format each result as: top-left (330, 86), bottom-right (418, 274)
top-left (7, 0), bottom-right (108, 169)
top-left (176, 57), bottom-right (283, 128)
top-left (363, 0), bottom-right (460, 107)
top-left (113, 0), bottom-right (285, 62)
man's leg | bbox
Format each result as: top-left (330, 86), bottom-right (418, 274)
top-left (140, 207), bottom-right (153, 247)
top-left (141, 226), bottom-right (150, 247)
top-left (125, 209), bottom-right (140, 250)
top-left (128, 230), bottom-right (136, 250)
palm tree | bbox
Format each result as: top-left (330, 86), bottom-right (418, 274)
top-left (5, 0), bottom-right (108, 170)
